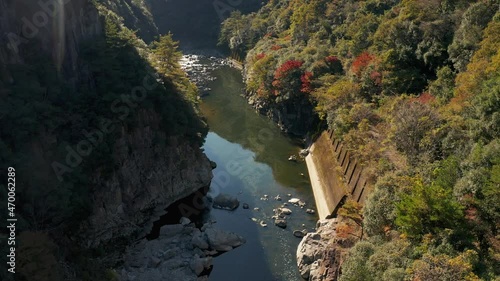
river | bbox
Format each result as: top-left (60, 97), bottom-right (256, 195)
top-left (185, 56), bottom-right (317, 281)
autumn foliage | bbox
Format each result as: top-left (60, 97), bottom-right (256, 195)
top-left (220, 1), bottom-right (500, 279)
top-left (351, 52), bottom-right (375, 77)
top-left (274, 60), bottom-right (303, 79)
top-left (411, 92), bottom-right (436, 104)
top-left (255, 53), bottom-right (266, 60)
top-left (271, 44), bottom-right (282, 51)
top-left (300, 71), bottom-right (313, 93)
top-left (325, 55), bottom-right (339, 63)
top-left (272, 60), bottom-right (313, 95)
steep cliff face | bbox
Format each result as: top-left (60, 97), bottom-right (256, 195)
top-left (98, 0), bottom-right (158, 42)
top-left (246, 89), bottom-right (318, 137)
top-left (80, 110), bottom-right (212, 247)
top-left (0, 0), bottom-right (102, 79)
top-left (0, 1), bottom-right (213, 279)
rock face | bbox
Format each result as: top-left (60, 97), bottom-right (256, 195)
top-left (297, 219), bottom-right (342, 281)
top-left (245, 91), bottom-right (318, 137)
top-left (0, 0), bottom-right (102, 82)
top-left (79, 130), bottom-right (213, 247)
top-left (120, 223), bottom-right (245, 281)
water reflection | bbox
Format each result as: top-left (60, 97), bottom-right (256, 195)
top-left (200, 65), bottom-right (317, 281)
top-left (200, 66), bottom-right (310, 189)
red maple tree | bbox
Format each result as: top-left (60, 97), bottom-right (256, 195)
top-left (351, 52), bottom-right (375, 77)
top-left (300, 71), bottom-right (313, 93)
top-left (274, 60), bottom-right (303, 80)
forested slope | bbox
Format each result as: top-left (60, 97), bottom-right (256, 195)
top-left (220, 0), bottom-right (500, 279)
top-left (0, 1), bottom-right (211, 280)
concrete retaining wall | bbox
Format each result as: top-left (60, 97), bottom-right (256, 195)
top-left (307, 130), bottom-right (370, 219)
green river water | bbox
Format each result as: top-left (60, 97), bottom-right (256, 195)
top-left (198, 63), bottom-right (317, 281)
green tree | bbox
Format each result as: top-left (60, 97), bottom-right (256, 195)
top-left (152, 33), bottom-right (182, 75)
top-left (429, 66), bottom-right (455, 103)
top-left (448, 1), bottom-right (497, 72)
top-left (409, 251), bottom-right (480, 281)
top-left (396, 158), bottom-right (464, 238)
top-left (364, 173), bottom-right (402, 236)
top-left (339, 241), bottom-right (376, 281)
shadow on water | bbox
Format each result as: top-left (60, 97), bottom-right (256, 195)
top-left (200, 66), bottom-right (311, 189)
top-left (203, 133), bottom-right (279, 281)
top-left (200, 66), bottom-right (317, 281)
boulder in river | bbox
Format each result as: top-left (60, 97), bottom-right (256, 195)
top-left (306, 209), bottom-right (316, 215)
top-left (275, 219), bottom-right (287, 228)
top-left (278, 207), bottom-right (292, 215)
top-left (293, 230), bottom-right (307, 238)
top-left (242, 203), bottom-right (249, 209)
top-left (190, 255), bottom-right (212, 276)
top-left (299, 149), bottom-right (309, 157)
top-left (212, 194), bottom-right (239, 210)
top-left (204, 225), bottom-right (246, 252)
top-left (120, 221), bottom-right (245, 281)
top-left (288, 155), bottom-right (298, 161)
top-left (288, 198), bottom-right (301, 204)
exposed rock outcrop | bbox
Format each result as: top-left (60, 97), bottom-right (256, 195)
top-left (297, 219), bottom-right (344, 281)
top-left (204, 225), bottom-right (246, 252)
top-left (120, 222), bottom-right (245, 281)
top-left (0, 0), bottom-right (102, 83)
top-left (246, 92), bottom-right (318, 137)
top-left (78, 120), bottom-right (213, 247)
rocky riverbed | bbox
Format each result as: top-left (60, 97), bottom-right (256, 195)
top-left (119, 219), bottom-right (245, 281)
top-left (187, 54), bottom-right (319, 280)
top-left (180, 54), bottom-right (236, 97)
